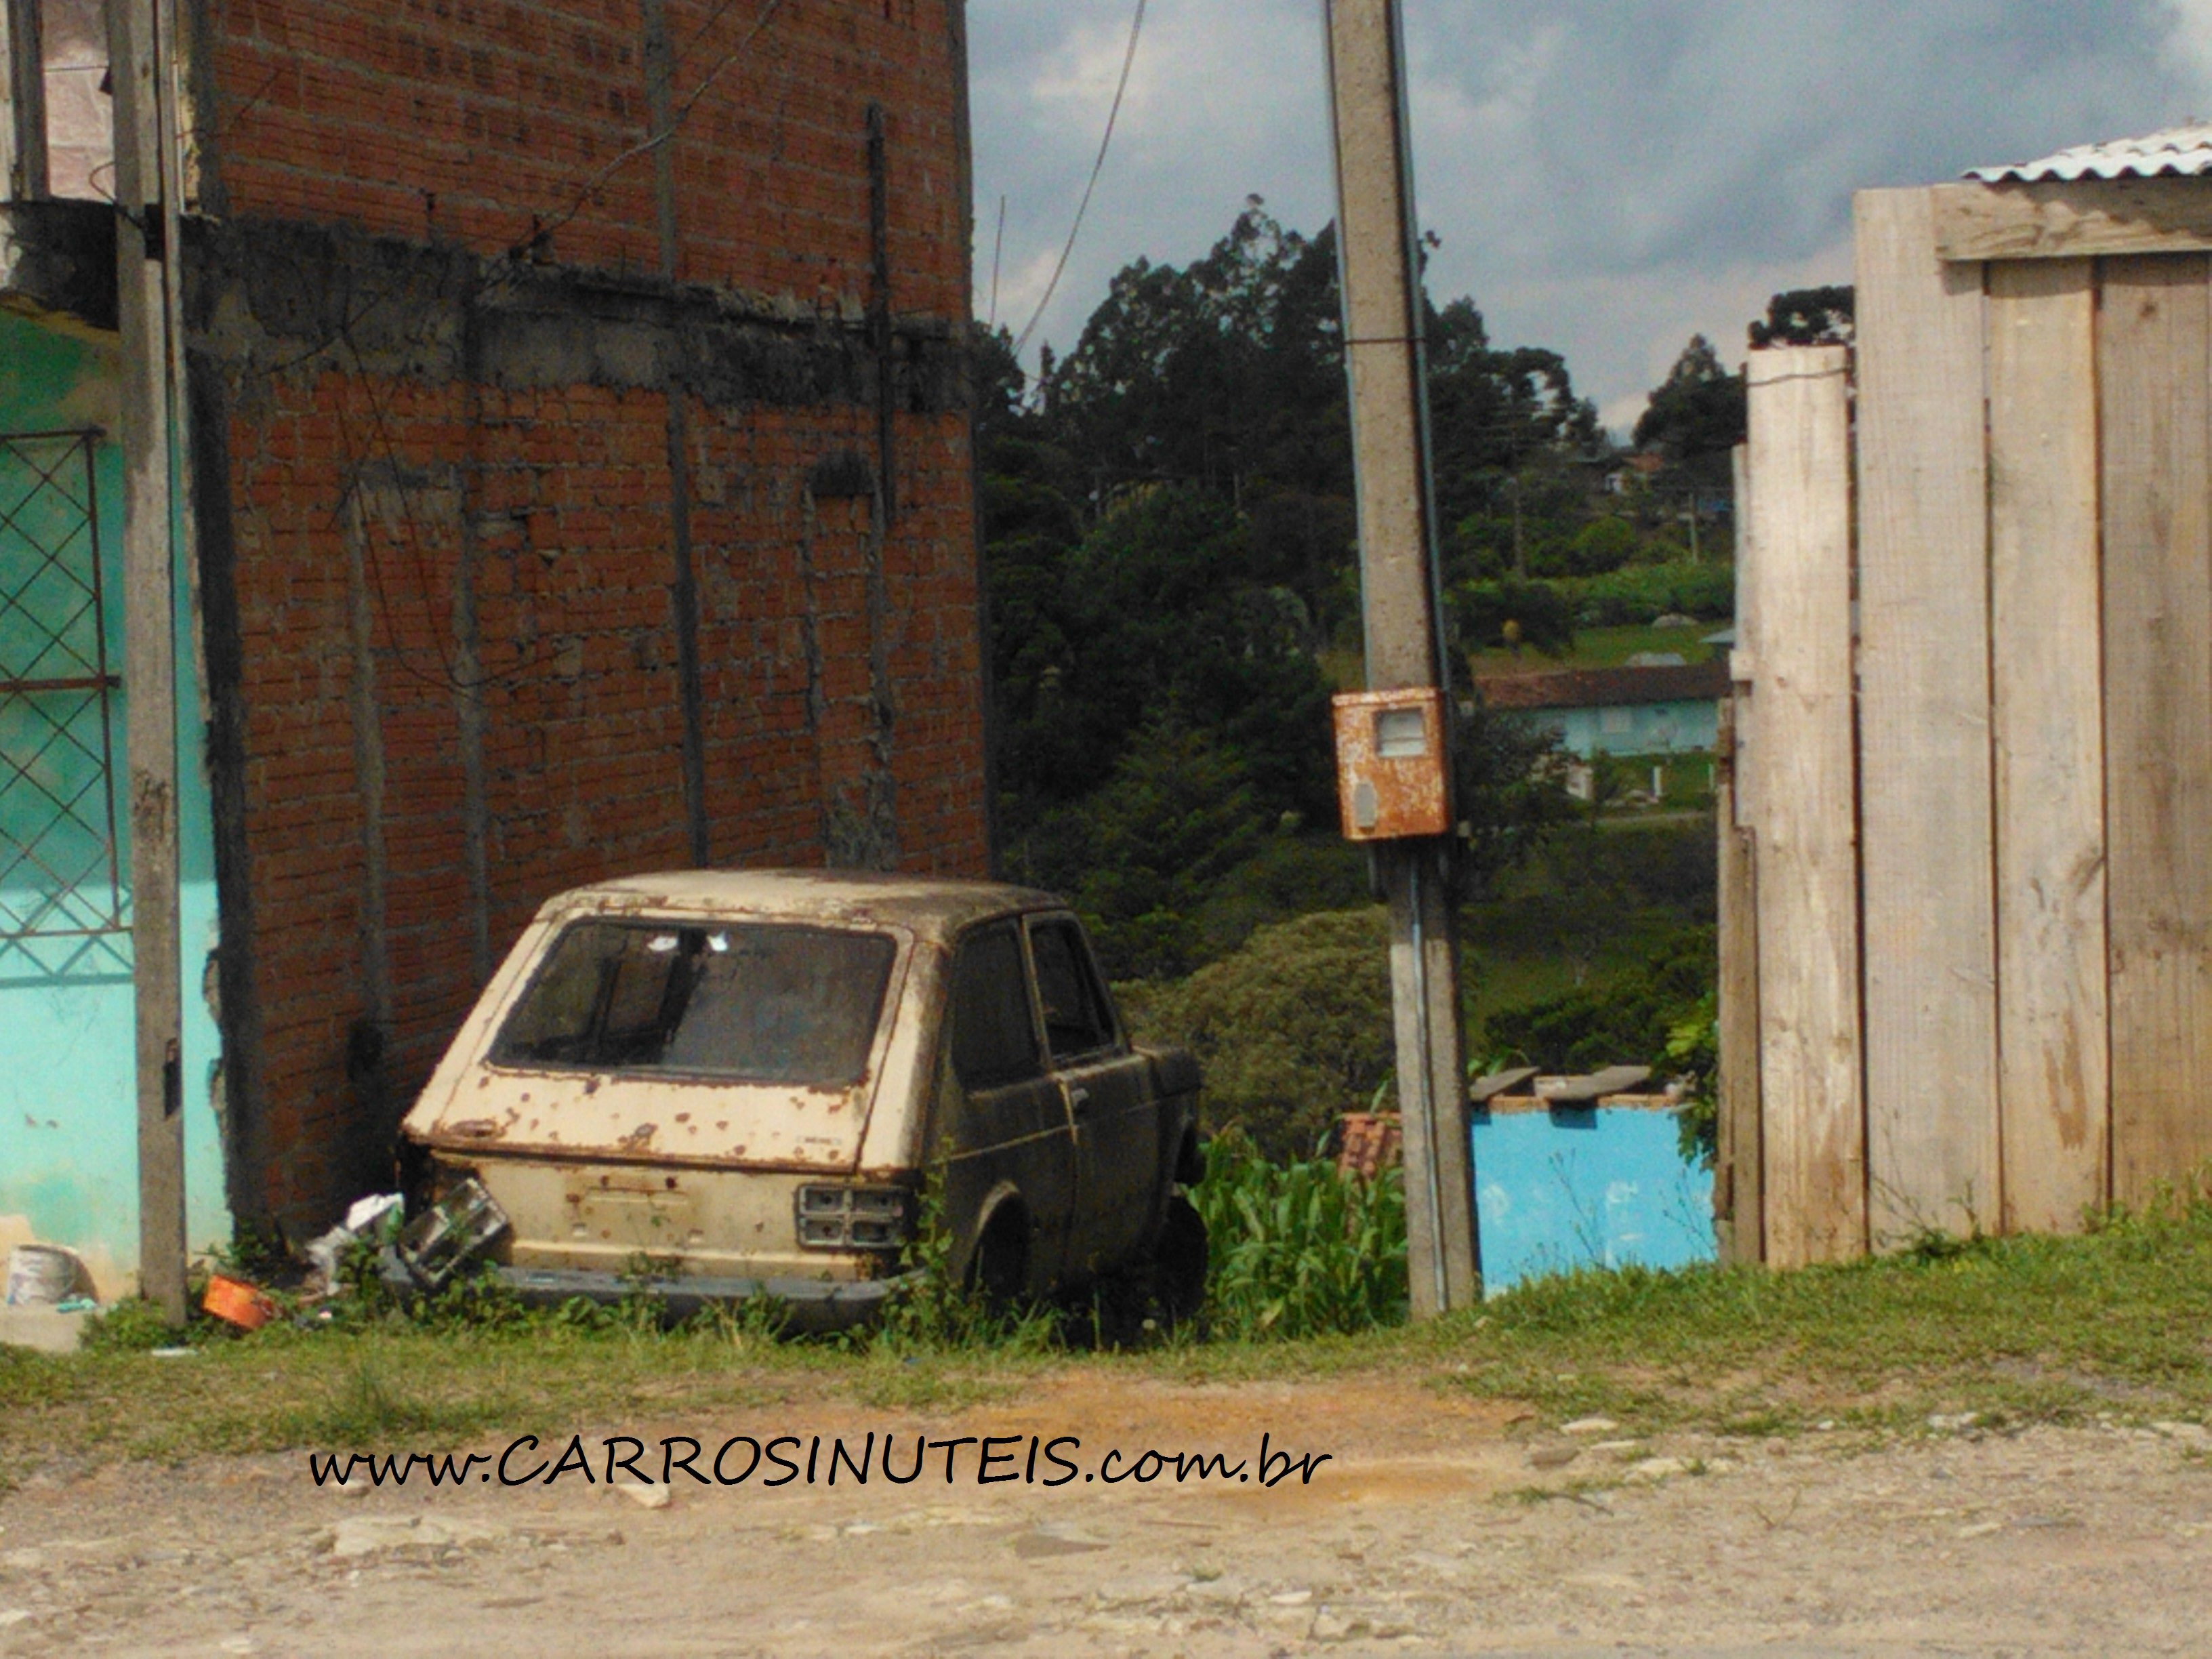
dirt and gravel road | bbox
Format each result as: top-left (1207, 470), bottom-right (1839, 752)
top-left (3, 1372), bottom-right (2209, 1657)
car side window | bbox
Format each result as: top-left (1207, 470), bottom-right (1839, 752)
top-left (949, 922), bottom-right (1042, 1091)
top-left (1028, 918), bottom-right (1117, 1062)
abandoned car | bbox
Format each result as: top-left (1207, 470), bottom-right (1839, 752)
top-left (392, 872), bottom-right (1208, 1327)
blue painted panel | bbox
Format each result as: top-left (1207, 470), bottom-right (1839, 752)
top-left (0, 311), bottom-right (228, 1292)
top-left (1530, 700), bottom-right (1721, 760)
top-left (1471, 1104), bottom-right (1714, 1294)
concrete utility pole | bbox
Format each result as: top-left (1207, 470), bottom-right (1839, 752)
top-left (111, 0), bottom-right (189, 1324)
top-left (3, 0), bottom-right (51, 200)
top-left (1322, 0), bottom-right (1480, 1315)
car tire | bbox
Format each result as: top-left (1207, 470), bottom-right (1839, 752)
top-left (968, 1206), bottom-right (1029, 1310)
top-left (1152, 1193), bottom-right (1208, 1330)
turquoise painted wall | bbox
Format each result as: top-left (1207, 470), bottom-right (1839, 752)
top-left (1520, 698), bottom-right (1721, 759)
top-left (1471, 1103), bottom-right (1714, 1295)
top-left (0, 309), bottom-right (228, 1292)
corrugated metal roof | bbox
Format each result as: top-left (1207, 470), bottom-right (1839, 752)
top-left (1967, 125), bottom-right (2212, 182)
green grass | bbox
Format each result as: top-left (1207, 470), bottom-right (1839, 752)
top-left (1435, 1199), bottom-right (2212, 1435)
top-left (1462, 883), bottom-right (1706, 1043)
top-left (5, 1190), bottom-right (2209, 1479)
top-left (0, 1312), bottom-right (1040, 1479)
top-left (1463, 949), bottom-right (1589, 1038)
top-left (1339, 621), bottom-right (1719, 689)
top-left (1458, 815), bottom-right (1716, 1059)
top-left (1591, 752), bottom-right (1717, 812)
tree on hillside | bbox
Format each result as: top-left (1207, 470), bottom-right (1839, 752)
top-left (1043, 199), bottom-right (1348, 506)
top-left (973, 199), bottom-right (1598, 906)
top-left (1426, 296), bottom-right (1602, 533)
top-left (986, 485), bottom-right (1335, 839)
top-left (1749, 285), bottom-right (1855, 349)
top-left (1048, 715), bottom-right (1273, 981)
top-left (971, 324), bottom-right (1028, 449)
top-left (1631, 335), bottom-right (1745, 489)
top-left (1027, 199), bottom-right (1610, 642)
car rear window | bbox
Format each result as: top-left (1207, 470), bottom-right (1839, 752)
top-left (491, 921), bottom-right (897, 1086)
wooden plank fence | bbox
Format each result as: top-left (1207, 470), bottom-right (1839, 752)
top-left (1986, 257), bottom-right (2108, 1235)
top-left (1741, 348), bottom-right (1862, 1267)
top-left (1853, 188), bottom-right (1999, 1246)
top-left (1724, 182), bottom-right (2212, 1258)
top-left (2100, 255), bottom-right (2212, 1206)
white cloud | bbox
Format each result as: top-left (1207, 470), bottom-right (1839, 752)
top-left (2163, 0), bottom-right (2212, 86)
top-left (972, 0), bottom-right (1332, 348)
top-left (971, 1), bottom-right (2212, 425)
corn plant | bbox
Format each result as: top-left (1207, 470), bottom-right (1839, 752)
top-left (1193, 1133), bottom-right (1408, 1340)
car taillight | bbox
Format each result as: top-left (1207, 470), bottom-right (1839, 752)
top-left (794, 1184), bottom-right (913, 1251)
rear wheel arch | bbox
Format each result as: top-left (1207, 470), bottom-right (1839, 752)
top-left (1172, 1119), bottom-right (1206, 1189)
top-left (966, 1184), bottom-right (1032, 1303)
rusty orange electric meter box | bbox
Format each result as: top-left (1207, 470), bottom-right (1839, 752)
top-left (1332, 688), bottom-right (1451, 841)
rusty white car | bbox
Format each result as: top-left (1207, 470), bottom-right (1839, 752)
top-left (392, 871), bottom-right (1208, 1328)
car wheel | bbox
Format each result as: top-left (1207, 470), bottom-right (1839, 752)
top-left (1152, 1194), bottom-right (1208, 1329)
top-left (968, 1206), bottom-right (1029, 1309)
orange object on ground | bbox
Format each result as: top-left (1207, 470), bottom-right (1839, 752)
top-left (201, 1273), bottom-right (277, 1330)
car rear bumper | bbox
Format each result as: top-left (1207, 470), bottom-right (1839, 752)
top-left (380, 1251), bottom-right (911, 1332)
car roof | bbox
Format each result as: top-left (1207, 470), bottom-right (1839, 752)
top-left (534, 869), bottom-right (1067, 941)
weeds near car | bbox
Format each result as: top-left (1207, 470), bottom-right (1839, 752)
top-left (1192, 1132), bottom-right (1408, 1340)
top-left (875, 1163), bottom-right (1064, 1356)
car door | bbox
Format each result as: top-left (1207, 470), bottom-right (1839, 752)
top-left (1025, 914), bottom-right (1156, 1277)
top-left (942, 920), bottom-right (1076, 1296)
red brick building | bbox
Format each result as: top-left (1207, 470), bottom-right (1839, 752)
top-left (1, 0), bottom-right (991, 1253)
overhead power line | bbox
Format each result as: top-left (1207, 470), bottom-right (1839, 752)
top-left (987, 193), bottom-right (1007, 330)
top-left (1011, 0), bottom-right (1147, 361)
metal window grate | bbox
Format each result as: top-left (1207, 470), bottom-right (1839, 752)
top-left (0, 428), bottom-right (129, 978)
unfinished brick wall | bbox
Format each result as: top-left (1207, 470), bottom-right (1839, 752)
top-left (182, 1), bottom-right (987, 1232)
top-left (191, 0), bottom-right (966, 317)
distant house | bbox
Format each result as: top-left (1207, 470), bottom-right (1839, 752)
top-left (1603, 451), bottom-right (1669, 496)
top-left (1473, 661), bottom-right (1730, 758)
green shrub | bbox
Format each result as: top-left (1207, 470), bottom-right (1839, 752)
top-left (1483, 924), bottom-right (1716, 1078)
top-left (1180, 832), bottom-right (1371, 966)
top-left (1025, 715), bottom-right (1271, 981)
top-left (1664, 991), bottom-right (1719, 1167)
top-left (1131, 907), bottom-right (1397, 1160)
top-left (1561, 515), bottom-right (1638, 575)
top-left (81, 1297), bottom-right (180, 1354)
top-left (1449, 577), bottom-right (1575, 656)
top-left (1551, 561), bottom-right (1734, 626)
top-left (1193, 1133), bottom-right (1408, 1338)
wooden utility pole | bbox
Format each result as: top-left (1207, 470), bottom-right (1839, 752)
top-left (111, 0), bottom-right (188, 1324)
top-left (1323, 0), bottom-right (1480, 1315)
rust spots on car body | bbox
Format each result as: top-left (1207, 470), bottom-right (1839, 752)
top-left (392, 870), bottom-right (1201, 1309)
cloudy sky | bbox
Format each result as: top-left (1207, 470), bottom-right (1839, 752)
top-left (968, 1), bottom-right (2212, 431)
